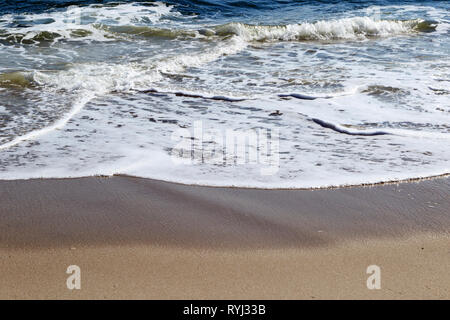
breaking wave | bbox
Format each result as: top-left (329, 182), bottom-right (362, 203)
top-left (213, 18), bottom-right (437, 41)
top-left (1, 1), bottom-right (449, 188)
top-left (0, 11), bottom-right (437, 45)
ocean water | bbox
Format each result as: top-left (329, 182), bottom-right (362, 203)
top-left (0, 0), bottom-right (448, 188)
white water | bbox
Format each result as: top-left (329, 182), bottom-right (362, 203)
top-left (0, 2), bottom-right (449, 188)
top-left (214, 17), bottom-right (429, 41)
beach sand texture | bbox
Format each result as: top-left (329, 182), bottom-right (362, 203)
top-left (0, 176), bottom-right (449, 299)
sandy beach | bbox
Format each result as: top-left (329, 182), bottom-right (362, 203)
top-left (1, 0), bottom-right (449, 302)
top-left (0, 176), bottom-right (449, 299)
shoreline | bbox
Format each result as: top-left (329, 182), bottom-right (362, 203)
top-left (117, 171), bottom-right (450, 190)
top-left (1, 171), bottom-right (449, 191)
top-left (0, 175), bottom-right (449, 299)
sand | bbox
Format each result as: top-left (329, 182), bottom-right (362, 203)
top-left (0, 176), bottom-right (449, 299)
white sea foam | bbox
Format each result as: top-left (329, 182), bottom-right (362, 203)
top-left (0, 5), bottom-right (435, 45)
top-left (0, 34), bottom-right (248, 150)
top-left (214, 17), bottom-right (429, 41)
top-left (0, 2), bottom-right (184, 43)
top-left (146, 36), bottom-right (248, 73)
top-left (0, 3), bottom-right (449, 188)
top-left (0, 93), bottom-right (93, 150)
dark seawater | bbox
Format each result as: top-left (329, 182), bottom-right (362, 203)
top-left (1, 0), bottom-right (447, 19)
top-left (0, 0), bottom-right (448, 187)
top-left (0, 0), bottom-right (443, 12)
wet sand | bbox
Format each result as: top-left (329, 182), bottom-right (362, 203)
top-left (0, 176), bottom-right (449, 299)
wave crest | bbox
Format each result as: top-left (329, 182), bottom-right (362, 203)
top-left (213, 17), bottom-right (437, 41)
top-left (0, 13), bottom-right (437, 45)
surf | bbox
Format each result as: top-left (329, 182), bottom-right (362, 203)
top-left (0, 1), bottom-right (448, 189)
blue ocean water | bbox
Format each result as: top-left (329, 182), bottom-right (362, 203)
top-left (1, 1), bottom-right (448, 26)
top-left (0, 0), bottom-right (448, 187)
top-left (0, 0), bottom-right (446, 15)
